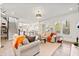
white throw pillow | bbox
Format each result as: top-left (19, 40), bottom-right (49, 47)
top-left (35, 36), bottom-right (39, 40)
top-left (23, 38), bottom-right (29, 45)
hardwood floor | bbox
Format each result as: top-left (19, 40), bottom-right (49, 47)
top-left (53, 42), bottom-right (71, 56)
top-left (0, 40), bottom-right (14, 56)
top-left (0, 40), bottom-right (79, 56)
top-left (53, 42), bottom-right (79, 56)
top-left (71, 44), bottom-right (79, 56)
top-left (36, 42), bottom-right (61, 56)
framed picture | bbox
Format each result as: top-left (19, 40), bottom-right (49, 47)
top-left (55, 22), bottom-right (61, 33)
top-left (63, 20), bottom-right (70, 34)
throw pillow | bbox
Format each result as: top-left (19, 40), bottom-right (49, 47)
top-left (35, 36), bottom-right (39, 40)
top-left (23, 38), bottom-right (29, 45)
top-left (47, 36), bottom-right (52, 42)
top-left (13, 35), bottom-right (25, 49)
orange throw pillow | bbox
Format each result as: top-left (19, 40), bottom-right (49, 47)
top-left (47, 36), bottom-right (52, 42)
top-left (13, 35), bottom-right (25, 49)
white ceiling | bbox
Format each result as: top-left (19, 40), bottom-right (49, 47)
top-left (1, 3), bottom-right (78, 24)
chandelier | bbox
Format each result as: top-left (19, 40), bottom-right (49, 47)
top-left (35, 10), bottom-right (42, 18)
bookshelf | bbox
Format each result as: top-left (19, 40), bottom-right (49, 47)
top-left (1, 22), bottom-right (8, 39)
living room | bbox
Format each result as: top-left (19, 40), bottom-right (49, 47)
top-left (0, 3), bottom-right (79, 56)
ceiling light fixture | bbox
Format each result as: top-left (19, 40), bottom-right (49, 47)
top-left (69, 8), bottom-right (73, 11)
top-left (35, 10), bottom-right (42, 19)
top-left (36, 10), bottom-right (42, 17)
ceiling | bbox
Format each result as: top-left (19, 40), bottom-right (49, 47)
top-left (1, 3), bottom-right (78, 24)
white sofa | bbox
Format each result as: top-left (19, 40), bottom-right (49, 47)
top-left (14, 40), bottom-right (41, 56)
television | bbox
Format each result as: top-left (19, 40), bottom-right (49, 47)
top-left (77, 26), bottom-right (79, 28)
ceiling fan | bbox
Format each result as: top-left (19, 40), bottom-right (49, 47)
top-left (0, 7), bottom-right (8, 15)
top-left (0, 8), bottom-right (8, 20)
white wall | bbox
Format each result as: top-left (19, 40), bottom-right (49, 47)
top-left (40, 11), bottom-right (79, 42)
top-left (17, 10), bottom-right (79, 42)
top-left (0, 8), bottom-right (1, 47)
top-left (59, 12), bottom-right (79, 42)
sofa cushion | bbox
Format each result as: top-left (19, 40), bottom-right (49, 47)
top-left (20, 40), bottom-right (41, 51)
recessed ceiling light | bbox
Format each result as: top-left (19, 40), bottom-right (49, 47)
top-left (11, 12), bottom-right (15, 15)
top-left (0, 3), bottom-right (3, 5)
top-left (69, 8), bottom-right (73, 11)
